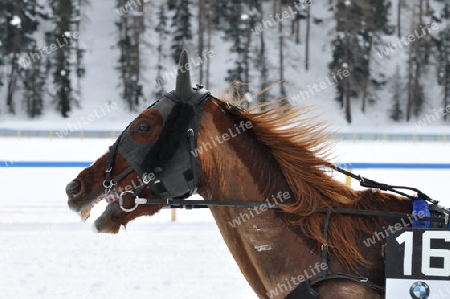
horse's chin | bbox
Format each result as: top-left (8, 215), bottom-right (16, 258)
top-left (68, 189), bottom-right (125, 233)
top-left (83, 192), bottom-right (127, 233)
top-left (68, 191), bottom-right (104, 222)
top-left (94, 203), bottom-right (123, 233)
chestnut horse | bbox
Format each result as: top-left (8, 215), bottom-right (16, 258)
top-left (65, 51), bottom-right (444, 298)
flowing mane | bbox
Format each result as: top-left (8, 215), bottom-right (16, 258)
top-left (218, 97), bottom-right (406, 273)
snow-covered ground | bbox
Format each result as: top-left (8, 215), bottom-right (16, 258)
top-left (0, 138), bottom-right (449, 298)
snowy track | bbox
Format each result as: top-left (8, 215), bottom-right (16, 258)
top-left (0, 221), bottom-right (256, 299)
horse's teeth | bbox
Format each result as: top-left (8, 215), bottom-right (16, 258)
top-left (80, 208), bottom-right (90, 221)
top-left (79, 197), bottom-right (106, 222)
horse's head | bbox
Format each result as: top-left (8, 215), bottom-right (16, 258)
top-left (66, 50), bottom-right (212, 233)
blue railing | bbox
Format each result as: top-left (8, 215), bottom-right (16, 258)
top-left (2, 161), bottom-right (450, 169)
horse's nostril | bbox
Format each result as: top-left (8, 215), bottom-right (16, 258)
top-left (66, 180), bottom-right (83, 197)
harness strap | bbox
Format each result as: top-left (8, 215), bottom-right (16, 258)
top-left (321, 210), bottom-right (332, 279)
top-left (114, 166), bottom-right (133, 184)
top-left (150, 180), bottom-right (172, 201)
top-left (132, 198), bottom-right (449, 224)
top-left (187, 128), bottom-right (199, 195)
top-left (284, 279), bottom-right (318, 299)
top-left (311, 273), bottom-right (385, 292)
top-left (142, 198), bottom-right (274, 208)
top-left (315, 208), bottom-right (449, 223)
top-left (103, 139), bottom-right (120, 188)
top-left (285, 209), bottom-right (385, 298)
top-left (331, 165), bottom-right (448, 217)
top-left (284, 272), bottom-right (384, 298)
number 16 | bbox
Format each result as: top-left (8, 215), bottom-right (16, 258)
top-left (396, 231), bottom-right (450, 277)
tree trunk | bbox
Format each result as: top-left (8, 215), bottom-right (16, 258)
top-left (291, 19), bottom-right (295, 36)
top-left (361, 31), bottom-right (372, 114)
top-left (278, 0), bottom-right (286, 98)
top-left (213, 0), bottom-right (220, 26)
top-left (445, 25), bottom-right (450, 120)
top-left (361, 80), bottom-right (367, 113)
top-left (397, 0), bottom-right (402, 38)
top-left (406, 3), bottom-right (417, 122)
top-left (406, 44), bottom-right (413, 122)
top-left (206, 2), bottom-right (212, 89)
top-left (345, 74), bottom-right (351, 123)
top-left (75, 0), bottom-right (82, 104)
top-left (7, 52), bottom-right (18, 113)
top-left (244, 13), bottom-right (252, 93)
top-left (305, 4), bottom-right (310, 70)
top-left (198, 0), bottom-right (205, 84)
top-left (445, 78), bottom-right (449, 120)
top-left (419, 0), bottom-right (423, 23)
top-left (6, 1), bottom-right (23, 113)
top-left (344, 1), bottom-right (351, 123)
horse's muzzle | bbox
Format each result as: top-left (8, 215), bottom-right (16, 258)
top-left (66, 180), bottom-right (83, 198)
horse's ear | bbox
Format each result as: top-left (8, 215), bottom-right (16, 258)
top-left (174, 49), bottom-right (195, 101)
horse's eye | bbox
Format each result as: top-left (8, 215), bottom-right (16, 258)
top-left (136, 122), bottom-right (151, 132)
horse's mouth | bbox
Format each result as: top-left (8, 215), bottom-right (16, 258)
top-left (66, 180), bottom-right (157, 233)
top-left (66, 179), bottom-right (122, 226)
top-left (66, 181), bottom-right (104, 217)
top-left (79, 192), bottom-right (119, 222)
top-left (68, 190), bottom-right (123, 233)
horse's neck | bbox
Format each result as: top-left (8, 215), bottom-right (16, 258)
top-left (197, 102), bottom-right (323, 297)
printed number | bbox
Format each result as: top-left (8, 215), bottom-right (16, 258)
top-left (422, 231), bottom-right (450, 276)
top-left (396, 231), bottom-right (413, 275)
top-left (396, 231), bottom-right (450, 277)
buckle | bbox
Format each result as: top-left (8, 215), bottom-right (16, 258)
top-left (102, 179), bottom-right (116, 189)
top-left (118, 190), bottom-right (146, 212)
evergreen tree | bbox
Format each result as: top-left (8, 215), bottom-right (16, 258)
top-left (1, 0), bottom-right (42, 114)
top-left (329, 36), bottom-right (345, 108)
top-left (171, 0), bottom-right (192, 64)
top-left (254, 44), bottom-right (270, 107)
top-left (389, 65), bottom-right (404, 121)
top-left (49, 0), bottom-right (77, 117)
top-left (412, 83), bottom-right (426, 118)
top-left (115, 0), bottom-right (144, 111)
top-left (155, 4), bottom-right (169, 98)
top-left (214, 0), bottom-right (235, 30)
top-left (0, 4), bottom-right (8, 94)
top-left (73, 0), bottom-right (88, 102)
top-left (406, 1), bottom-right (429, 120)
top-left (436, 1), bottom-right (450, 120)
top-left (167, 0), bottom-right (178, 11)
top-left (330, 0), bottom-right (393, 122)
top-left (366, 0), bottom-right (394, 112)
top-left (254, 0), bottom-right (270, 108)
top-left (373, 0), bottom-right (393, 34)
top-left (115, 0), bottom-right (130, 107)
top-left (276, 0), bottom-right (287, 101)
top-left (222, 0), bottom-right (246, 98)
top-left (23, 43), bottom-right (45, 118)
